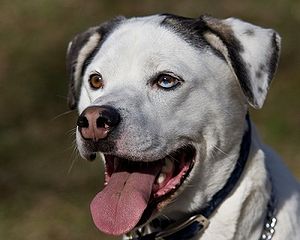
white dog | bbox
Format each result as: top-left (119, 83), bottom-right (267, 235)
top-left (66, 14), bottom-right (300, 239)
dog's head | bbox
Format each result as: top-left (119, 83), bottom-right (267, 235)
top-left (66, 14), bottom-right (280, 236)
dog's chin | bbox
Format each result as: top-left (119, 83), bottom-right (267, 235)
top-left (89, 145), bottom-right (196, 236)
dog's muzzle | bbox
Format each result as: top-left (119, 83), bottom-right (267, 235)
top-left (77, 105), bottom-right (120, 141)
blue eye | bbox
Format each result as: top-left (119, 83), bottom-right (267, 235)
top-left (156, 74), bottom-right (180, 89)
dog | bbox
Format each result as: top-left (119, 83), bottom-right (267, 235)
top-left (66, 14), bottom-right (300, 239)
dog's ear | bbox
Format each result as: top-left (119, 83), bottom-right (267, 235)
top-left (202, 16), bottom-right (281, 109)
top-left (66, 17), bottom-right (125, 110)
top-left (66, 27), bottom-right (101, 110)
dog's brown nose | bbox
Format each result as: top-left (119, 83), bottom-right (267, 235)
top-left (77, 105), bottom-right (120, 141)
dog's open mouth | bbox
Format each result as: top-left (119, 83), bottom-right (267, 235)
top-left (90, 145), bottom-right (196, 236)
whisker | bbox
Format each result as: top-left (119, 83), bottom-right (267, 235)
top-left (166, 154), bottom-right (180, 163)
top-left (209, 147), bottom-right (218, 161)
top-left (67, 143), bottom-right (79, 175)
top-left (67, 156), bottom-right (77, 175)
top-left (51, 110), bottom-right (74, 121)
top-left (213, 145), bottom-right (229, 156)
top-left (67, 127), bottom-right (77, 136)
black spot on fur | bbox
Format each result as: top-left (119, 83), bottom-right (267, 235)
top-left (244, 29), bottom-right (255, 36)
top-left (160, 14), bottom-right (225, 61)
top-left (201, 18), bottom-right (254, 104)
top-left (256, 71), bottom-right (262, 79)
top-left (226, 44), bottom-right (254, 104)
top-left (259, 63), bottom-right (266, 72)
top-left (267, 33), bottom-right (280, 84)
top-left (258, 86), bottom-right (264, 93)
top-left (161, 14), bottom-right (207, 48)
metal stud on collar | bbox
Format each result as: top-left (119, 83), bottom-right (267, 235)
top-left (260, 217), bottom-right (277, 240)
top-left (260, 175), bottom-right (277, 240)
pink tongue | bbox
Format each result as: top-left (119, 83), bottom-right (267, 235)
top-left (90, 163), bottom-right (161, 236)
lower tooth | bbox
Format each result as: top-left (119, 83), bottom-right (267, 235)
top-left (157, 173), bottom-right (166, 184)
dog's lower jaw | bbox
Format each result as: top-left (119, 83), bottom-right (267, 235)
top-left (131, 130), bottom-right (271, 240)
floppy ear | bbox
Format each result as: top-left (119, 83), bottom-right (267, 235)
top-left (66, 17), bottom-right (125, 110)
top-left (202, 16), bottom-right (281, 109)
top-left (66, 27), bottom-right (101, 110)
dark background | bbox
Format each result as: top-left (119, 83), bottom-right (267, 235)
top-left (0, 1), bottom-right (299, 239)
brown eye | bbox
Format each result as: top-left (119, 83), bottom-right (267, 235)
top-left (156, 74), bottom-right (180, 89)
top-left (89, 74), bottom-right (104, 89)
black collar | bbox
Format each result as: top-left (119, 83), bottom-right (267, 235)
top-left (130, 114), bottom-right (252, 240)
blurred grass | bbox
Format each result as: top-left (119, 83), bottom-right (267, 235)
top-left (0, 0), bottom-right (299, 239)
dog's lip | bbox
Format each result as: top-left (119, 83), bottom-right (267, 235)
top-left (89, 145), bottom-right (196, 235)
top-left (104, 145), bottom-right (195, 192)
top-left (103, 145), bottom-right (196, 224)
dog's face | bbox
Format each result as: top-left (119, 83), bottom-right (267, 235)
top-left (66, 14), bottom-right (280, 236)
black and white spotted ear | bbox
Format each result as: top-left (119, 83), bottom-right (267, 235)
top-left (66, 27), bottom-right (101, 110)
top-left (66, 17), bottom-right (125, 110)
top-left (202, 16), bottom-right (281, 109)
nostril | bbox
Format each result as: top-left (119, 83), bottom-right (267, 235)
top-left (96, 116), bottom-right (109, 128)
top-left (97, 107), bottom-right (120, 128)
top-left (77, 115), bottom-right (89, 128)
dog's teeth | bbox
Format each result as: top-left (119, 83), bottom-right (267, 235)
top-left (157, 173), bottom-right (166, 184)
top-left (162, 158), bottom-right (173, 173)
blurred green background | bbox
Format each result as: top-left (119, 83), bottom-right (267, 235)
top-left (0, 0), bottom-right (299, 239)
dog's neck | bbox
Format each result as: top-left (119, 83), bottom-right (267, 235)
top-left (199, 126), bottom-right (271, 240)
top-left (124, 121), bottom-right (271, 240)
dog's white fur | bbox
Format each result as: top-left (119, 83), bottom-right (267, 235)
top-left (68, 15), bottom-right (300, 239)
